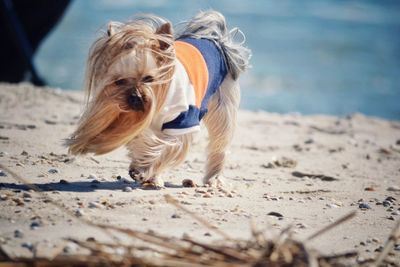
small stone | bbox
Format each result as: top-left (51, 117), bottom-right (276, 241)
top-left (87, 174), bottom-right (97, 180)
top-left (91, 179), bottom-right (100, 184)
top-left (14, 229), bottom-right (24, 238)
top-left (21, 242), bottom-right (34, 251)
top-left (203, 193), bottom-right (212, 198)
top-left (372, 237), bottom-right (380, 243)
top-left (0, 194), bottom-right (8, 201)
top-left (23, 192), bottom-right (32, 198)
top-left (326, 203), bottom-right (339, 208)
top-left (86, 237), bottom-right (96, 242)
top-left (387, 216), bottom-right (395, 221)
top-left (382, 200), bottom-right (391, 207)
top-left (267, 211), bottom-right (283, 218)
top-left (204, 232), bottom-right (211, 236)
top-left (391, 211), bottom-right (400, 216)
top-left (30, 221), bottom-right (41, 230)
top-left (304, 138), bottom-right (314, 144)
top-left (13, 198), bottom-right (24, 206)
top-left (21, 151), bottom-right (29, 156)
top-left (123, 186), bottom-right (133, 192)
top-left (359, 203), bottom-right (371, 210)
top-left (296, 223), bottom-right (308, 229)
top-left (387, 186), bottom-right (400, 192)
top-left (385, 196), bottom-right (396, 202)
top-left (0, 170), bottom-right (6, 177)
top-left (395, 244), bottom-right (400, 251)
top-left (75, 209), bottom-right (85, 217)
top-left (171, 214), bottom-right (181, 219)
top-left (63, 242), bottom-right (78, 254)
top-left (364, 187), bottom-right (375, 191)
top-left (48, 168), bottom-right (59, 174)
top-left (195, 189), bottom-right (207, 194)
top-left (182, 179), bottom-right (196, 188)
top-left (59, 179), bottom-right (69, 184)
top-left (88, 201), bottom-right (102, 209)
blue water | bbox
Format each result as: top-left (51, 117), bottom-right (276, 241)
top-left (35, 0), bottom-right (400, 119)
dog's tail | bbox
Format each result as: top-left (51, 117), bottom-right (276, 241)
top-left (175, 10), bottom-right (251, 80)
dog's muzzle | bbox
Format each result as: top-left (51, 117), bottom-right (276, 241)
top-left (128, 92), bottom-right (144, 111)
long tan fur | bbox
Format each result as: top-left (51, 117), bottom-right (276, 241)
top-left (67, 18), bottom-right (175, 155)
top-left (66, 11), bottom-right (250, 186)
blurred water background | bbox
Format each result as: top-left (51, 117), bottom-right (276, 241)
top-left (35, 0), bottom-right (400, 119)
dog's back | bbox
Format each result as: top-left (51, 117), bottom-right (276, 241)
top-left (175, 10), bottom-right (251, 80)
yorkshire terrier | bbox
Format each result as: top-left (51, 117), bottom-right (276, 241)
top-left (66, 10), bottom-right (250, 187)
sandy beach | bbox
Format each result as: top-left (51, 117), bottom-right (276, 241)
top-left (0, 83), bottom-right (399, 263)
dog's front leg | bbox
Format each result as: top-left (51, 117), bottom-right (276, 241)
top-left (127, 134), bottom-right (166, 186)
top-left (126, 131), bottom-right (191, 187)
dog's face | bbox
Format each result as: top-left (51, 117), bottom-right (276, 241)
top-left (67, 20), bottom-right (175, 155)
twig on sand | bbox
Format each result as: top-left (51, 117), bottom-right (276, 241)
top-left (3, 164), bottom-right (400, 267)
top-left (89, 156), bottom-right (100, 164)
top-left (372, 219), bottom-right (400, 267)
top-left (164, 194), bottom-right (233, 241)
top-left (306, 211), bottom-right (357, 241)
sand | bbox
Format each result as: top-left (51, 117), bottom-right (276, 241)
top-left (0, 83), bottom-right (399, 262)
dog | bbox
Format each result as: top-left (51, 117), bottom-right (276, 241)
top-left (66, 10), bottom-right (250, 187)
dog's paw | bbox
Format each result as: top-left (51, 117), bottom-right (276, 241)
top-left (203, 175), bottom-right (226, 188)
top-left (141, 177), bottom-right (164, 190)
top-left (129, 168), bottom-right (144, 181)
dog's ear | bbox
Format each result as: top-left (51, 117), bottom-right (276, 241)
top-left (107, 21), bottom-right (121, 37)
top-left (156, 22), bottom-right (172, 35)
top-left (156, 23), bottom-right (173, 50)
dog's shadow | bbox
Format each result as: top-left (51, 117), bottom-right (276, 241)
top-left (0, 180), bottom-right (183, 192)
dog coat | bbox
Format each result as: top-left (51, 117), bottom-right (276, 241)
top-left (154, 37), bottom-right (228, 135)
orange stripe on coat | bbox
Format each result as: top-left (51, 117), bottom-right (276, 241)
top-left (174, 41), bottom-right (209, 108)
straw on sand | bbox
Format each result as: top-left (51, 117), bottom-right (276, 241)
top-left (0, 164), bottom-right (399, 267)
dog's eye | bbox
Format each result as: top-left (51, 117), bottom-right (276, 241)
top-left (114, 79), bottom-right (128, 86)
top-left (142, 75), bottom-right (154, 83)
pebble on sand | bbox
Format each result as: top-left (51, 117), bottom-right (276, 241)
top-left (14, 229), bottom-right (24, 238)
top-left (87, 174), bottom-right (97, 180)
top-left (267, 211), bottom-right (283, 218)
top-left (21, 242), bottom-right (34, 251)
top-left (387, 186), bottom-right (400, 192)
top-left (0, 170), bottom-right (6, 177)
top-left (182, 179), bottom-right (196, 188)
top-left (88, 201), bottom-right (103, 209)
top-left (123, 186), bottom-right (133, 192)
top-left (358, 203), bottom-right (371, 210)
top-left (75, 209), bottom-right (85, 217)
top-left (30, 221), bottom-right (41, 230)
top-left (48, 168), bottom-right (59, 174)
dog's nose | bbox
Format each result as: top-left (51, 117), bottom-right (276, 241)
top-left (128, 94), bottom-right (144, 111)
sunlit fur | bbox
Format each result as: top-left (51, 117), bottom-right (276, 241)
top-left (66, 11), bottom-right (250, 186)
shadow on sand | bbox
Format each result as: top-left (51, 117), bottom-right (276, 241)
top-left (0, 180), bottom-right (183, 192)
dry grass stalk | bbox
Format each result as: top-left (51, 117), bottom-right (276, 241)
top-left (1, 165), bottom-right (399, 266)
